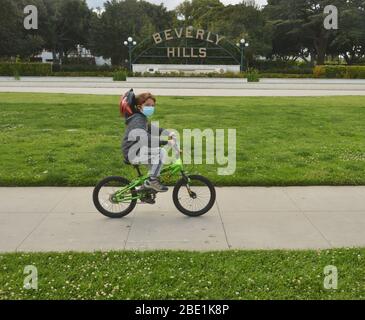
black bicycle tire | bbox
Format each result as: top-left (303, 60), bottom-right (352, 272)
top-left (173, 175), bottom-right (216, 217)
top-left (93, 176), bottom-right (137, 218)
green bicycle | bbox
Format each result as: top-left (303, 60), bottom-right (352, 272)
top-left (93, 145), bottom-right (216, 218)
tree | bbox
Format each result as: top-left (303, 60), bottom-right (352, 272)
top-left (264, 0), bottom-right (345, 65)
top-left (41, 0), bottom-right (91, 63)
top-left (173, 1), bottom-right (271, 62)
top-left (328, 0), bottom-right (365, 64)
top-left (88, 0), bottom-right (173, 66)
top-left (213, 2), bottom-right (272, 59)
top-left (175, 0), bottom-right (224, 29)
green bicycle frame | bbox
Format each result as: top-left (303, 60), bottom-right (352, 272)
top-left (113, 158), bottom-right (188, 203)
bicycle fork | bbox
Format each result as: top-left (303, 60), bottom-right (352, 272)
top-left (181, 172), bottom-right (196, 199)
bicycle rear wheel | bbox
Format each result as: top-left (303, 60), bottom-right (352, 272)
top-left (173, 175), bottom-right (216, 217)
top-left (93, 176), bottom-right (137, 218)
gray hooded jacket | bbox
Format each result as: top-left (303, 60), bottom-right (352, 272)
top-left (122, 113), bottom-right (168, 162)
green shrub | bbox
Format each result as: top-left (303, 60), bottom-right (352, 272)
top-left (314, 65), bottom-right (365, 79)
top-left (13, 68), bottom-right (20, 80)
top-left (13, 62), bottom-right (21, 80)
top-left (113, 70), bottom-right (127, 81)
top-left (0, 62), bottom-right (52, 76)
top-left (246, 68), bottom-right (260, 82)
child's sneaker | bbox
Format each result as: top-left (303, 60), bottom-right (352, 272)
top-left (144, 178), bottom-right (168, 193)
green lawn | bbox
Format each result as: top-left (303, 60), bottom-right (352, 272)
top-left (0, 93), bottom-right (365, 186)
top-left (0, 249), bottom-right (364, 300)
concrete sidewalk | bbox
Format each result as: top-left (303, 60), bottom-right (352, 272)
top-left (1, 77), bottom-right (365, 96)
top-left (0, 187), bottom-right (364, 252)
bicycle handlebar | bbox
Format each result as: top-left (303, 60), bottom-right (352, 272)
top-left (169, 135), bottom-right (181, 160)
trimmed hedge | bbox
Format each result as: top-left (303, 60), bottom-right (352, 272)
top-left (261, 67), bottom-right (313, 74)
top-left (54, 64), bottom-right (117, 72)
top-left (0, 63), bottom-right (52, 76)
top-left (314, 65), bottom-right (365, 79)
top-left (261, 73), bottom-right (316, 78)
top-left (250, 60), bottom-right (313, 74)
top-left (2, 62), bottom-right (365, 79)
top-left (51, 71), bottom-right (114, 77)
top-left (131, 71), bottom-right (314, 79)
top-left (132, 71), bottom-right (246, 78)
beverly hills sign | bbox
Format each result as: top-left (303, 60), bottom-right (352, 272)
top-left (152, 27), bottom-right (225, 59)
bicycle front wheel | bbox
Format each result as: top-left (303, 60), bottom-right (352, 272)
top-left (173, 175), bottom-right (216, 217)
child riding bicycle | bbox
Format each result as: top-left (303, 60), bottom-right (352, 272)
top-left (93, 90), bottom-right (215, 218)
top-left (121, 90), bottom-right (175, 193)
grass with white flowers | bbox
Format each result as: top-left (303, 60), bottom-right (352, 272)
top-left (0, 249), bottom-right (364, 300)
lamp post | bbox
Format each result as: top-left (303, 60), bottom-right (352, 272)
top-left (236, 39), bottom-right (249, 72)
top-left (124, 37), bottom-right (137, 72)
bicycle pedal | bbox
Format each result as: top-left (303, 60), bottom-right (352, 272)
top-left (140, 200), bottom-right (156, 205)
top-left (136, 186), bottom-right (146, 192)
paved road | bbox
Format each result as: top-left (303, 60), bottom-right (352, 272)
top-left (0, 187), bottom-right (364, 252)
top-left (1, 77), bottom-right (365, 96)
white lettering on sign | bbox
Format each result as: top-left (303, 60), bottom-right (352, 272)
top-left (167, 47), bottom-right (207, 59)
top-left (152, 27), bottom-right (225, 46)
top-left (152, 27), bottom-right (225, 59)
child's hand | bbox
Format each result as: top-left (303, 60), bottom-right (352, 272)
top-left (168, 138), bottom-right (176, 146)
top-left (168, 132), bottom-right (176, 139)
top-left (168, 133), bottom-right (177, 144)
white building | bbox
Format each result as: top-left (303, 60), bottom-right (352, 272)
top-left (132, 64), bottom-right (240, 74)
top-left (36, 47), bottom-right (111, 66)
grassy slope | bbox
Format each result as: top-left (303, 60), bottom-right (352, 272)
top-left (0, 249), bottom-right (364, 300)
top-left (0, 93), bottom-right (365, 186)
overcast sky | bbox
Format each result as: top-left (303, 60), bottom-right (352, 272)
top-left (86, 0), bottom-right (268, 10)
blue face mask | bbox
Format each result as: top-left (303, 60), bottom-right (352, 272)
top-left (142, 106), bottom-right (155, 117)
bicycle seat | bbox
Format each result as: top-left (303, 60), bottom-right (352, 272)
top-left (124, 159), bottom-right (139, 166)
top-left (124, 159), bottom-right (142, 176)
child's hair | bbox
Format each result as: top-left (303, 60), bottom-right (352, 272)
top-left (136, 93), bottom-right (156, 107)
